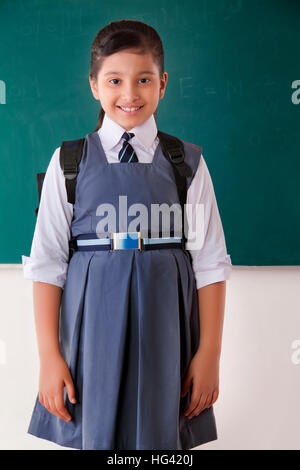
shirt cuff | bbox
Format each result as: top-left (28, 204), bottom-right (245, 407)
top-left (21, 255), bottom-right (68, 289)
top-left (193, 254), bottom-right (233, 290)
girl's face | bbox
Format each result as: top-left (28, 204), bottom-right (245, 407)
top-left (89, 49), bottom-right (168, 131)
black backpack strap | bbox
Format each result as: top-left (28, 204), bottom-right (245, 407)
top-left (157, 130), bottom-right (193, 245)
top-left (34, 139), bottom-right (85, 263)
top-left (35, 139), bottom-right (85, 215)
top-left (60, 138), bottom-right (85, 204)
top-left (34, 172), bottom-right (46, 216)
top-left (59, 138), bottom-right (85, 263)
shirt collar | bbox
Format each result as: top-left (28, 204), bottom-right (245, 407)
top-left (98, 112), bottom-right (158, 152)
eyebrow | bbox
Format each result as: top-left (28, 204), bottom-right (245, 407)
top-left (103, 70), bottom-right (157, 76)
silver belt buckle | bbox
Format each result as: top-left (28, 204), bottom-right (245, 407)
top-left (112, 232), bottom-right (142, 251)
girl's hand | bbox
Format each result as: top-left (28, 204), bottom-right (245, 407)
top-left (38, 351), bottom-right (77, 422)
top-left (180, 348), bottom-right (220, 419)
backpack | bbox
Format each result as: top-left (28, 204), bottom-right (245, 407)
top-left (35, 131), bottom-right (193, 261)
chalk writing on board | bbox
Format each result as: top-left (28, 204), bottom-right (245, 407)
top-left (160, 6), bottom-right (189, 27)
top-left (291, 80), bottom-right (300, 105)
top-left (0, 80), bottom-right (6, 104)
top-left (202, 0), bottom-right (243, 23)
top-left (15, 5), bottom-right (84, 43)
top-left (248, 134), bottom-right (262, 147)
top-left (179, 77), bottom-right (193, 98)
top-left (226, 80), bottom-right (244, 102)
top-left (7, 74), bottom-right (41, 103)
top-left (204, 88), bottom-right (217, 95)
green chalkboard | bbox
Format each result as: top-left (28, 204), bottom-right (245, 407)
top-left (0, 0), bottom-right (299, 264)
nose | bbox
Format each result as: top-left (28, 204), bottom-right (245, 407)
top-left (121, 82), bottom-right (139, 102)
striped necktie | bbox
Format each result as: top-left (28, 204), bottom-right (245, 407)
top-left (118, 131), bottom-right (139, 163)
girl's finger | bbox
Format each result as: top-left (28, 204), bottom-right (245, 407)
top-left (187, 391), bottom-right (207, 418)
top-left (43, 394), bottom-right (51, 412)
top-left (47, 395), bottom-right (65, 421)
top-left (65, 376), bottom-right (77, 404)
top-left (38, 392), bottom-right (44, 406)
top-left (192, 390), bottom-right (213, 418)
top-left (47, 396), bottom-right (57, 416)
top-left (211, 388), bottom-right (219, 405)
top-left (54, 392), bottom-right (72, 422)
top-left (203, 392), bottom-right (214, 411)
top-left (200, 392), bottom-right (212, 411)
top-left (184, 385), bottom-right (200, 417)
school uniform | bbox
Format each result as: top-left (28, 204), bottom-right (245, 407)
top-left (22, 113), bottom-right (232, 450)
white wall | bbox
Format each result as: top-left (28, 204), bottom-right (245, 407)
top-left (0, 265), bottom-right (299, 450)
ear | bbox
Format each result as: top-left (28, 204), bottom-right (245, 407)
top-left (89, 75), bottom-right (100, 100)
top-left (159, 72), bottom-right (168, 100)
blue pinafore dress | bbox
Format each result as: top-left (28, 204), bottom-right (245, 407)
top-left (27, 130), bottom-right (218, 450)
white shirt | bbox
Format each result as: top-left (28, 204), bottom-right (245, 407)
top-left (22, 113), bottom-right (232, 290)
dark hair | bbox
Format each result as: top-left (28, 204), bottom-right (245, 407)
top-left (89, 20), bottom-right (165, 131)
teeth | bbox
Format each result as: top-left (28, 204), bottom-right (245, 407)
top-left (120, 106), bottom-right (142, 111)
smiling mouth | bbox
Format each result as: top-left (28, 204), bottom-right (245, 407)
top-left (117, 105), bottom-right (144, 113)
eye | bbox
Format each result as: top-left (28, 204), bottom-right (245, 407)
top-left (108, 78), bottom-right (151, 85)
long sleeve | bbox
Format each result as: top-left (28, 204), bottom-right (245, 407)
top-left (186, 154), bottom-right (232, 290)
top-left (21, 147), bottom-right (73, 289)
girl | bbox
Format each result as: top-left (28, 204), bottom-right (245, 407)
top-left (22, 20), bottom-right (232, 450)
